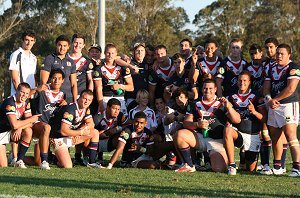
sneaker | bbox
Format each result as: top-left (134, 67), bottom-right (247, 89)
top-left (256, 164), bottom-right (264, 171)
top-left (272, 168), bottom-right (284, 175)
top-left (282, 167), bottom-right (287, 173)
top-left (260, 164), bottom-right (272, 175)
top-left (82, 156), bottom-right (89, 166)
top-left (15, 160), bottom-right (27, 169)
top-left (228, 166), bottom-right (237, 175)
top-left (175, 164), bottom-right (196, 173)
top-left (106, 163), bottom-right (113, 170)
top-left (289, 168), bottom-right (300, 177)
top-left (73, 158), bottom-right (85, 166)
top-left (87, 162), bottom-right (102, 168)
top-left (40, 161), bottom-right (50, 170)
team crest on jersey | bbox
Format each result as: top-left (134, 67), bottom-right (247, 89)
top-left (6, 105), bottom-right (15, 112)
top-left (67, 61), bottom-right (71, 67)
top-left (148, 75), bottom-right (153, 81)
top-left (88, 63), bottom-right (94, 69)
top-left (41, 64), bottom-right (45, 68)
top-left (125, 68), bottom-right (130, 75)
top-left (64, 112), bottom-right (74, 121)
top-left (86, 109), bottom-right (90, 115)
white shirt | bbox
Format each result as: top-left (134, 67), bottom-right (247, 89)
top-left (9, 47), bottom-right (37, 95)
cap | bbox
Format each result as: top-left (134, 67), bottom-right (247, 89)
top-left (89, 44), bottom-right (102, 52)
top-left (133, 42), bottom-right (146, 50)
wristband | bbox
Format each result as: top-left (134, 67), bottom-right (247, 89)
top-left (139, 147), bottom-right (147, 153)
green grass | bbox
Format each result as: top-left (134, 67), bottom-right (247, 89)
top-left (0, 147), bottom-right (299, 198)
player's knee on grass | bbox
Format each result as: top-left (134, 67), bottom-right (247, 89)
top-left (245, 151), bottom-right (258, 171)
top-left (136, 160), bottom-right (161, 169)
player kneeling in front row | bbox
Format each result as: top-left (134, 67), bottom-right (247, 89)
top-left (31, 68), bottom-right (67, 170)
top-left (93, 98), bottom-right (129, 169)
top-left (49, 89), bottom-right (100, 168)
top-left (224, 71), bottom-right (263, 175)
top-left (174, 79), bottom-right (241, 173)
top-left (0, 83), bottom-right (41, 168)
top-left (120, 111), bottom-right (174, 169)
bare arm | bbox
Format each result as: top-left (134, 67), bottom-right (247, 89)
top-left (10, 70), bottom-right (20, 91)
top-left (70, 73), bottom-right (78, 102)
top-left (40, 70), bottom-right (50, 85)
top-left (94, 79), bottom-right (104, 112)
top-left (274, 78), bottom-right (299, 101)
top-left (87, 72), bottom-right (94, 92)
top-left (60, 122), bottom-right (90, 137)
top-left (8, 114), bottom-right (40, 130)
top-left (148, 84), bottom-right (156, 107)
top-left (216, 78), bottom-right (223, 97)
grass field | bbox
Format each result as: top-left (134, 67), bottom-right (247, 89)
top-left (0, 149), bottom-right (299, 198)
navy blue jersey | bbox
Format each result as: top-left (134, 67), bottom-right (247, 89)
top-left (93, 61), bottom-right (131, 97)
top-left (245, 61), bottom-right (267, 92)
top-left (265, 61), bottom-right (300, 104)
top-left (167, 70), bottom-right (194, 91)
top-left (148, 59), bottom-right (175, 98)
top-left (120, 125), bottom-right (154, 163)
top-left (33, 88), bottom-right (65, 123)
top-left (68, 54), bottom-right (93, 95)
top-left (41, 53), bottom-right (76, 99)
top-left (49, 102), bottom-right (92, 138)
top-left (196, 56), bottom-right (222, 76)
top-left (93, 111), bottom-right (127, 131)
top-left (216, 57), bottom-right (248, 96)
top-left (0, 96), bottom-right (31, 133)
top-left (186, 97), bottom-right (227, 139)
top-left (124, 58), bottom-right (149, 100)
top-left (228, 91), bottom-right (260, 134)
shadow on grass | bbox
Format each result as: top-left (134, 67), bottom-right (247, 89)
top-left (0, 175), bottom-right (296, 197)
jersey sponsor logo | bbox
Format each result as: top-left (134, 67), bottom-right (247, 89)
top-left (43, 104), bottom-right (57, 115)
top-left (125, 68), bottom-right (130, 75)
top-left (6, 105), bottom-right (15, 112)
top-left (290, 69), bottom-right (300, 76)
top-left (94, 71), bottom-right (100, 77)
top-left (64, 112), bottom-right (74, 121)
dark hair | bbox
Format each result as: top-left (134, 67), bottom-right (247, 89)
top-left (80, 89), bottom-right (93, 97)
top-left (134, 111), bottom-right (147, 120)
top-left (49, 68), bottom-right (65, 79)
top-left (55, 35), bottom-right (70, 45)
top-left (249, 44), bottom-right (262, 53)
top-left (155, 44), bottom-right (168, 53)
top-left (17, 82), bottom-right (31, 91)
top-left (173, 87), bottom-right (189, 99)
top-left (107, 98), bottom-right (121, 107)
top-left (203, 79), bottom-right (217, 87)
top-left (180, 38), bottom-right (193, 47)
top-left (264, 37), bottom-right (279, 47)
top-left (22, 30), bottom-right (36, 41)
top-left (239, 70), bottom-right (252, 80)
top-left (71, 33), bottom-right (85, 43)
top-left (104, 43), bottom-right (117, 53)
top-left (172, 53), bottom-right (185, 60)
top-left (277, 43), bottom-right (291, 55)
top-left (204, 38), bottom-right (219, 48)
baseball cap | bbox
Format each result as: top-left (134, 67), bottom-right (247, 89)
top-left (133, 42), bottom-right (146, 50)
top-left (89, 44), bottom-right (102, 52)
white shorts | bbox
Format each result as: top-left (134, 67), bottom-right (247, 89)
top-left (0, 131), bottom-right (11, 145)
top-left (267, 102), bottom-right (299, 128)
top-left (206, 138), bottom-right (225, 153)
top-left (131, 154), bottom-right (153, 168)
top-left (196, 133), bottom-right (207, 152)
top-left (103, 96), bottom-right (127, 115)
top-left (239, 132), bottom-right (261, 152)
top-left (50, 137), bottom-right (74, 152)
top-left (98, 139), bottom-right (109, 152)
